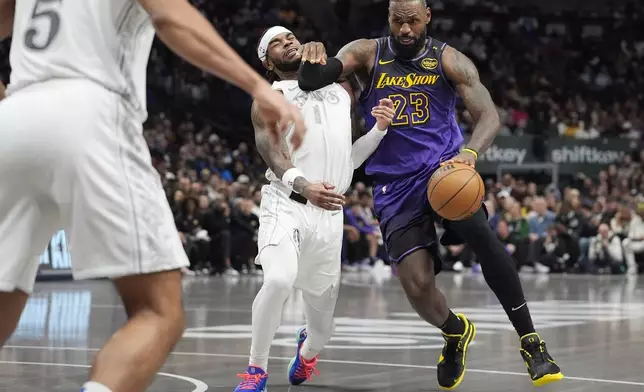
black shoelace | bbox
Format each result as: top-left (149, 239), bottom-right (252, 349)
top-left (442, 337), bottom-right (463, 363)
top-left (524, 341), bottom-right (548, 364)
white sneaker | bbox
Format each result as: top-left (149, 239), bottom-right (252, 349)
top-left (343, 264), bottom-right (358, 272)
top-left (359, 258), bottom-right (372, 271)
top-left (534, 262), bottom-right (550, 274)
top-left (224, 268), bottom-right (239, 276)
top-left (181, 267), bottom-right (196, 276)
top-left (452, 261), bottom-right (464, 272)
top-left (520, 265), bottom-right (535, 273)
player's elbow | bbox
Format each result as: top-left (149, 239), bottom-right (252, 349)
top-left (148, 12), bottom-right (175, 33)
top-left (487, 108), bottom-right (501, 133)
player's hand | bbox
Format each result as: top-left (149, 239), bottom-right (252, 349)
top-left (298, 42), bottom-right (327, 64)
top-left (371, 98), bottom-right (395, 131)
top-left (302, 182), bottom-right (346, 211)
top-left (441, 150), bottom-right (476, 168)
top-left (252, 83), bottom-right (306, 149)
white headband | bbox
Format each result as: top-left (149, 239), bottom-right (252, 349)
top-left (257, 26), bottom-right (292, 62)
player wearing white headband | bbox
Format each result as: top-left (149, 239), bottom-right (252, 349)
top-left (233, 27), bottom-right (396, 392)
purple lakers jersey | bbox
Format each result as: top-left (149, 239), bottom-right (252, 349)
top-left (359, 37), bottom-right (463, 183)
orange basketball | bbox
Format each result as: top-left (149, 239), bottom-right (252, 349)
top-left (427, 163), bottom-right (485, 221)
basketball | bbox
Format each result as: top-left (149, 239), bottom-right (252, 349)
top-left (427, 163), bottom-right (485, 221)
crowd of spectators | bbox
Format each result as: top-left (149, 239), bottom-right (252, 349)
top-left (1, 0), bottom-right (643, 276)
top-left (146, 0), bottom-right (644, 143)
top-left (442, 150), bottom-right (644, 275)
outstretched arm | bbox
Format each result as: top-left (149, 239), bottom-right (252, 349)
top-left (0, 0), bottom-right (14, 40)
top-left (442, 46), bottom-right (500, 157)
top-left (335, 39), bottom-right (378, 79)
top-left (299, 39), bottom-right (377, 91)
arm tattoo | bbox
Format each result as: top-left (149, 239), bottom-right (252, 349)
top-left (443, 47), bottom-right (500, 154)
top-left (252, 100), bottom-right (310, 192)
top-left (336, 39), bottom-right (378, 78)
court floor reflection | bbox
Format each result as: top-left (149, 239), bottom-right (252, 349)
top-left (1, 271), bottom-right (644, 391)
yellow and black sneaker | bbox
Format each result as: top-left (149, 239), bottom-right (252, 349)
top-left (437, 314), bottom-right (476, 390)
top-left (520, 333), bottom-right (564, 387)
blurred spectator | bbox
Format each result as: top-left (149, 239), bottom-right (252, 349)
top-left (230, 199), bottom-right (261, 275)
top-left (343, 198), bottom-right (383, 270)
top-left (619, 205), bottom-right (644, 274)
top-left (527, 197), bottom-right (556, 270)
top-left (497, 220), bottom-right (522, 268)
top-left (589, 224), bottom-right (624, 273)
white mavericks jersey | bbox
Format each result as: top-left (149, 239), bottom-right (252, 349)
top-left (8, 0), bottom-right (155, 119)
top-left (267, 80), bottom-right (354, 194)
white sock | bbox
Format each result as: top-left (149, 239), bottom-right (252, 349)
top-left (81, 382), bottom-right (113, 392)
top-left (248, 241), bottom-right (298, 371)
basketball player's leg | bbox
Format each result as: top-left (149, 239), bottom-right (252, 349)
top-left (0, 87), bottom-right (68, 346)
top-left (443, 207), bottom-right (563, 385)
top-left (0, 195), bottom-right (57, 346)
top-left (299, 283), bottom-right (339, 360)
top-left (73, 198), bottom-right (187, 392)
top-left (235, 188), bottom-right (302, 391)
top-left (443, 207), bottom-right (535, 336)
top-left (248, 237), bottom-right (299, 370)
top-left (85, 270), bottom-right (185, 392)
top-left (384, 214), bottom-right (475, 390)
top-left (232, 236), bottom-right (298, 391)
top-left (284, 282), bottom-right (339, 385)
top-left (61, 93), bottom-right (188, 392)
top-left (287, 215), bottom-right (343, 385)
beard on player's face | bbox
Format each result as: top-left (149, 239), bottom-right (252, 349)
top-left (390, 27), bottom-right (427, 60)
top-left (268, 52), bottom-right (301, 74)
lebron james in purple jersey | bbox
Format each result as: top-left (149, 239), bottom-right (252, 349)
top-left (297, 0), bottom-right (563, 389)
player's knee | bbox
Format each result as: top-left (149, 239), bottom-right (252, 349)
top-left (159, 306), bottom-right (186, 344)
top-left (449, 208), bottom-right (493, 240)
top-left (116, 270), bottom-right (186, 344)
top-left (263, 269), bottom-right (297, 295)
top-left (403, 269), bottom-right (436, 301)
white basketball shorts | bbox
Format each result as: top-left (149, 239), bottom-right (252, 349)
top-left (0, 79), bottom-right (189, 293)
top-left (256, 183), bottom-right (343, 296)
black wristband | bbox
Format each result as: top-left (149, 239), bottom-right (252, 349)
top-left (298, 57), bottom-right (343, 91)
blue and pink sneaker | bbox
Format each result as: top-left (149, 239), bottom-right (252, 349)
top-left (287, 327), bottom-right (320, 385)
top-left (234, 365), bottom-right (268, 391)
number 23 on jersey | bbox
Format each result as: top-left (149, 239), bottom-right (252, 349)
top-left (387, 92), bottom-right (431, 127)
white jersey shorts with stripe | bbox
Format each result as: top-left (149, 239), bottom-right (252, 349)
top-left (0, 79), bottom-right (189, 293)
top-left (256, 183), bottom-right (343, 297)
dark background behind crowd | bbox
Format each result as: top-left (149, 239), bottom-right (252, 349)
top-left (1, 0), bottom-right (643, 276)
